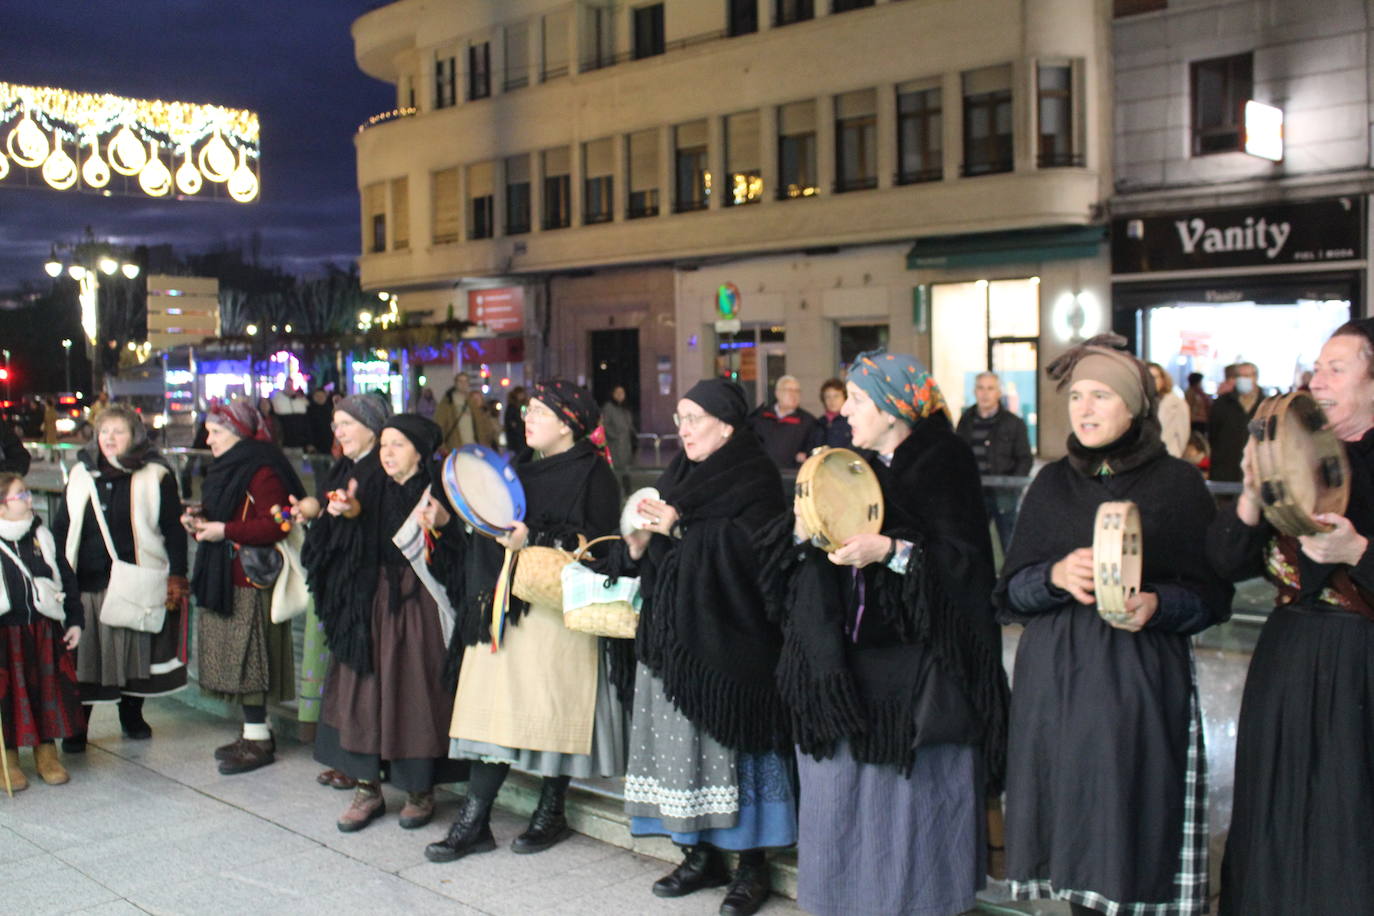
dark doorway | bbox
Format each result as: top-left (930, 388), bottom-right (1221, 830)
top-left (590, 328), bottom-right (640, 417)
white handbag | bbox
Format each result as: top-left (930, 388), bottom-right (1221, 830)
top-left (0, 538), bottom-right (66, 623)
top-left (268, 523), bottom-right (309, 624)
top-left (84, 478), bottom-right (168, 633)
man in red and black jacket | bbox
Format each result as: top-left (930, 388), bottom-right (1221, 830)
top-left (747, 375), bottom-right (821, 469)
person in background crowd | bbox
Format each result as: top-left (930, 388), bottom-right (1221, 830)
top-left (42, 398), bottom-right (58, 446)
top-left (305, 388), bottom-right (336, 455)
top-left (1149, 362), bottom-right (1190, 459)
top-left (272, 384), bottom-right (309, 449)
top-left (956, 371), bottom-right (1033, 552)
top-left (53, 405), bottom-right (189, 751)
top-left (87, 391), bottom-right (110, 424)
top-left (504, 387), bottom-right (529, 454)
top-left (601, 385), bottom-right (637, 489)
top-left (1184, 372), bottom-right (1211, 435)
top-left (816, 378), bottom-right (852, 448)
top-left (1182, 431), bottom-right (1210, 477)
top-left (436, 374), bottom-right (498, 452)
top-left (0, 471), bottom-right (84, 791)
top-left (0, 415), bottom-right (32, 474)
top-left (256, 397), bottom-right (282, 446)
top-left (416, 387), bottom-right (438, 420)
top-left (1208, 362), bottom-right (1261, 482)
top-left (748, 375), bottom-right (821, 469)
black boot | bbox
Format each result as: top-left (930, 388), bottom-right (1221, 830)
top-left (118, 696), bottom-right (152, 740)
top-left (63, 704), bottom-right (91, 753)
top-left (652, 845), bottom-right (731, 898)
top-left (719, 857), bottom-right (771, 916)
top-left (511, 776), bottom-right (572, 854)
top-left (424, 794), bottom-right (497, 863)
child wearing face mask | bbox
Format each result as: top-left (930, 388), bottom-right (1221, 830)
top-left (0, 472), bottom-right (84, 791)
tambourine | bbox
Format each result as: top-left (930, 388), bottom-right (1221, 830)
top-left (795, 447), bottom-right (883, 552)
top-left (441, 445), bottom-right (527, 539)
top-left (620, 487), bottom-right (661, 536)
top-left (1093, 500), bottom-right (1142, 623)
top-left (1250, 391), bottom-right (1350, 536)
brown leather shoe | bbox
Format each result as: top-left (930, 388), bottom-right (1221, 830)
top-left (218, 737), bottom-right (275, 775)
top-left (215, 733), bottom-right (275, 762)
top-left (399, 790), bottom-right (435, 829)
top-left (317, 767), bottom-right (356, 789)
top-left (34, 742), bottom-right (69, 785)
top-left (2, 748), bottom-right (28, 792)
top-left (337, 784), bottom-right (386, 832)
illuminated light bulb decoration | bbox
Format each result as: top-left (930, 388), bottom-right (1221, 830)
top-left (107, 124), bottom-right (147, 176)
top-left (40, 132), bottom-right (77, 190)
top-left (6, 107), bottom-right (48, 167)
top-left (227, 147), bottom-right (258, 203)
top-left (0, 151), bottom-right (8, 180)
top-left (198, 129), bottom-right (233, 182)
top-left (174, 147), bottom-right (201, 195)
top-left (138, 141), bottom-right (172, 197)
top-left (80, 131), bottom-right (110, 188)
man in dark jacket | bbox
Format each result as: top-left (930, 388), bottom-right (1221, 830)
top-left (1208, 361), bottom-right (1261, 482)
top-left (747, 375), bottom-right (821, 469)
top-left (956, 371), bottom-right (1032, 551)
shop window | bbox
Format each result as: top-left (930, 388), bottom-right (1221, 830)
top-left (674, 120), bottom-right (710, 212)
top-left (1037, 63), bottom-right (1080, 167)
top-left (363, 183), bottom-right (386, 253)
top-left (832, 0), bottom-right (874, 11)
top-left (435, 55), bottom-right (457, 109)
top-left (543, 9), bottom-right (571, 80)
top-left (835, 89), bottom-right (878, 193)
top-left (728, 0), bottom-right (758, 36)
top-left (838, 324), bottom-right (889, 372)
top-left (634, 4), bottom-right (665, 60)
top-left (505, 155), bottom-right (531, 235)
top-left (897, 82), bottom-right (942, 184)
top-left (627, 129), bottom-right (660, 218)
top-left (468, 42), bottom-right (491, 101)
top-left (1192, 53), bottom-right (1252, 156)
top-left (778, 100), bottom-right (818, 199)
top-left (962, 64), bottom-right (1013, 177)
top-left (584, 138), bottom-right (615, 224)
top-left (390, 177), bottom-right (409, 251)
top-left (542, 146), bottom-right (572, 230)
top-left (468, 161), bottom-right (495, 239)
top-left (432, 168), bottom-right (460, 245)
top-left (504, 22), bottom-right (530, 90)
top-left (775, 0), bottom-right (814, 27)
top-left (725, 110), bottom-right (763, 205)
top-left (716, 324), bottom-right (788, 408)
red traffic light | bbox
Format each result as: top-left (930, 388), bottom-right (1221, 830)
top-left (0, 368), bottom-right (9, 381)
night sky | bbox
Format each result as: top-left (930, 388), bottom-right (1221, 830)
top-left (0, 1), bottom-right (395, 289)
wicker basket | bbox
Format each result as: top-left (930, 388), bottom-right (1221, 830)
top-left (512, 534), bottom-right (620, 609)
top-left (561, 554), bottom-right (640, 639)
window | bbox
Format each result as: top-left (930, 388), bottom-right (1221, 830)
top-left (401, 74), bottom-right (416, 110)
top-left (505, 155), bottom-right (531, 235)
top-left (584, 139), bottom-right (614, 224)
top-left (542, 147), bottom-right (571, 230)
top-left (838, 324), bottom-right (889, 371)
top-left (778, 100), bottom-right (818, 199)
top-left (835, 89), bottom-right (877, 192)
top-left (775, 0), bottom-right (814, 26)
top-left (390, 177), bottom-right (409, 250)
top-left (1037, 63), bottom-right (1079, 167)
top-left (1192, 53), bottom-right (1252, 155)
top-left (634, 4), bottom-right (665, 60)
top-left (582, 7), bottom-right (614, 71)
top-left (674, 120), bottom-right (710, 212)
top-left (543, 10), bottom-right (571, 80)
top-left (897, 82), bottom-right (942, 184)
top-left (435, 55), bottom-right (457, 109)
top-left (363, 183), bottom-right (386, 253)
top-left (627, 129), bottom-right (660, 218)
top-left (468, 162), bottom-right (494, 239)
top-left (832, 0), bottom-right (873, 11)
top-left (505, 22), bottom-right (530, 90)
top-left (962, 64), bottom-right (1013, 176)
top-left (725, 110), bottom-right (763, 205)
top-left (468, 42), bottom-right (491, 101)
top-left (432, 168), bottom-right (460, 244)
top-left (728, 0), bottom-right (758, 36)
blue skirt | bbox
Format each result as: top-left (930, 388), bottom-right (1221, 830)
top-left (631, 750), bottom-right (797, 851)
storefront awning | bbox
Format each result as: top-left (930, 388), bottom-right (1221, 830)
top-left (906, 225), bottom-right (1106, 270)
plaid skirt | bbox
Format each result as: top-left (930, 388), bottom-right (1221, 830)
top-left (0, 620), bottom-right (83, 747)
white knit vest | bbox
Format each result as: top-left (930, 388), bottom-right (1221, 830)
top-left (64, 462), bottom-right (170, 571)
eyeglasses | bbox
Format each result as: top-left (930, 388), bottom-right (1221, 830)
top-left (521, 404), bottom-right (557, 421)
top-left (672, 412), bottom-right (711, 429)
top-left (3, 490), bottom-right (32, 503)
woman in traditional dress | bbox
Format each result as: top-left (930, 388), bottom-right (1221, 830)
top-left (184, 399), bottom-right (305, 775)
top-left (53, 404), bottom-right (189, 750)
top-left (1214, 319), bottom-right (1374, 914)
top-left (312, 414), bottom-right (468, 831)
top-left (423, 380), bottom-right (625, 862)
top-left (756, 351), bottom-right (1009, 916)
top-left (0, 471), bottom-right (83, 790)
top-left (994, 335), bottom-right (1230, 916)
top-left (295, 392), bottom-right (391, 791)
top-left (617, 378), bottom-right (792, 916)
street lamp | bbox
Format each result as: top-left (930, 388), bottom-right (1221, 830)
top-left (43, 244), bottom-right (140, 396)
top-left (61, 339), bottom-right (72, 392)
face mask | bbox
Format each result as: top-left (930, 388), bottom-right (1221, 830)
top-left (1235, 377), bottom-right (1256, 395)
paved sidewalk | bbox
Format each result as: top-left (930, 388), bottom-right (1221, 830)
top-left (1, 698), bottom-right (804, 915)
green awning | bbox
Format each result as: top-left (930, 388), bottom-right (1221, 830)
top-left (906, 225), bottom-right (1106, 270)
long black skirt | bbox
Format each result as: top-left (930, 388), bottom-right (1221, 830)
top-left (1220, 602), bottom-right (1374, 915)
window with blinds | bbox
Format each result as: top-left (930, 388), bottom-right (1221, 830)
top-left (835, 89), bottom-right (877, 192)
top-left (583, 138), bottom-right (614, 224)
top-left (778, 100), bottom-right (817, 199)
top-left (725, 111), bottom-right (762, 205)
top-left (506, 154), bottom-right (531, 235)
top-left (543, 146), bottom-right (571, 230)
top-left (674, 119), bottom-right (709, 213)
top-left (390, 177), bottom-right (409, 250)
top-left (627, 129), bottom-right (659, 219)
top-left (897, 81), bottom-right (942, 184)
top-left (468, 161), bottom-right (495, 239)
top-left (505, 22), bottom-right (530, 90)
top-left (962, 64), bottom-right (1013, 176)
top-left (432, 168), bottom-right (460, 245)
top-left (363, 183), bottom-right (386, 253)
top-left (543, 10), bottom-right (571, 80)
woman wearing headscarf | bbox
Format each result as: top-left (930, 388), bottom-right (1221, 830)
top-left (756, 351), bottom-right (1008, 916)
top-left (1213, 319), bottom-right (1374, 914)
top-left (313, 414), bottom-right (468, 831)
top-left (423, 380), bottom-right (625, 863)
top-left (295, 392), bottom-right (391, 791)
top-left (52, 404), bottom-right (189, 750)
top-left (184, 399), bottom-right (306, 775)
top-left (614, 378), bottom-right (791, 916)
top-left (994, 335), bottom-right (1230, 916)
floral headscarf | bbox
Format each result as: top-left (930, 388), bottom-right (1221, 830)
top-left (847, 350), bottom-right (947, 426)
top-left (207, 398), bottom-right (270, 441)
top-left (530, 379), bottom-right (612, 464)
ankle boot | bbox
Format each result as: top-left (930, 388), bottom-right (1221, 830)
top-left (511, 777), bottom-right (572, 853)
top-left (118, 696), bottom-right (152, 740)
top-left (337, 782), bottom-right (386, 833)
top-left (652, 845), bottom-right (731, 898)
top-left (2, 748), bottom-right (28, 792)
top-left (34, 742), bottom-right (69, 785)
top-left (720, 858), bottom-right (771, 916)
top-left (424, 794), bottom-right (496, 863)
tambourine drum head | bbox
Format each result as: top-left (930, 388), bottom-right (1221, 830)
top-left (452, 451), bottom-right (517, 529)
top-left (1278, 396), bottom-right (1346, 518)
top-left (798, 448), bottom-right (883, 550)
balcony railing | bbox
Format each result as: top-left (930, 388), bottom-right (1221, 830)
top-left (355, 106), bottom-right (417, 134)
top-left (577, 28), bottom-right (727, 73)
top-left (833, 175), bottom-right (878, 194)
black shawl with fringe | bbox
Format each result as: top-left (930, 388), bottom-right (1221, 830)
top-left (628, 429), bottom-right (789, 754)
top-left (755, 411), bottom-right (1010, 790)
